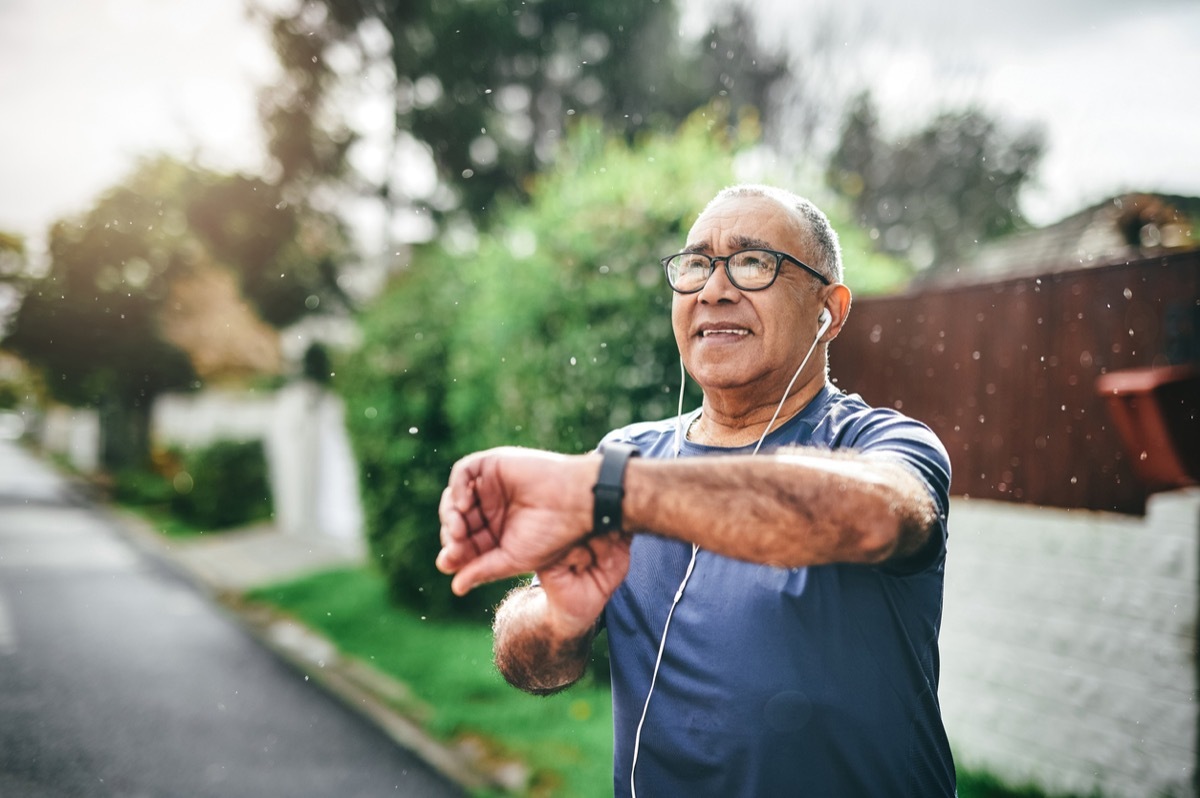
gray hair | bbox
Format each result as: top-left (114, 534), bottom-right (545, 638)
top-left (703, 184), bottom-right (844, 285)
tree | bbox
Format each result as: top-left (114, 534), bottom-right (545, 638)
top-left (253, 0), bottom-right (787, 236)
top-left (827, 92), bottom-right (1044, 270)
top-left (1, 157), bottom-right (348, 469)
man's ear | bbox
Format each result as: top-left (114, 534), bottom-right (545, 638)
top-left (821, 283), bottom-right (853, 342)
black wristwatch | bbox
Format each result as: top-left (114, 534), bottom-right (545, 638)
top-left (591, 442), bottom-right (640, 537)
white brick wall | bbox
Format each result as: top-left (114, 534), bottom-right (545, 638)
top-left (940, 491), bottom-right (1199, 798)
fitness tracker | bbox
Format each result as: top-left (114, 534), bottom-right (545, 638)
top-left (591, 442), bottom-right (640, 536)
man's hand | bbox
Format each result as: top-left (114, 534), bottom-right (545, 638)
top-left (436, 447), bottom-right (629, 600)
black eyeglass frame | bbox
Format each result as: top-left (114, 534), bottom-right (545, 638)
top-left (661, 247), bottom-right (831, 294)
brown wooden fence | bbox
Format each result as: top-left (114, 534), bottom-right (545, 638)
top-left (829, 250), bottom-right (1200, 514)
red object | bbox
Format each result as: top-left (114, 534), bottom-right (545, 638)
top-left (1096, 365), bottom-right (1200, 492)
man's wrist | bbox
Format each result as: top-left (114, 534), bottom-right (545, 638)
top-left (591, 442), bottom-right (640, 537)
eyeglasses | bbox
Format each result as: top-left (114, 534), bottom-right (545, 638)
top-left (661, 248), bottom-right (830, 294)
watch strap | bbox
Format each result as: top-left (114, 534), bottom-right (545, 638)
top-left (591, 442), bottom-right (640, 536)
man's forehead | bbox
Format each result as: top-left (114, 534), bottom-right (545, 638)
top-left (683, 233), bottom-right (772, 254)
top-left (684, 194), bottom-right (804, 252)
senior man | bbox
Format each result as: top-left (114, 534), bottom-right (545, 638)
top-left (437, 184), bottom-right (956, 797)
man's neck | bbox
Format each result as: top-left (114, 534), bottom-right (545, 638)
top-left (689, 378), bottom-right (828, 448)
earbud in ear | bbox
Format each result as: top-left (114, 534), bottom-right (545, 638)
top-left (817, 308), bottom-right (832, 337)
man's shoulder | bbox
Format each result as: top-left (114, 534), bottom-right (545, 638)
top-left (808, 386), bottom-right (950, 474)
top-left (598, 416), bottom-right (680, 457)
top-left (821, 386), bottom-right (938, 441)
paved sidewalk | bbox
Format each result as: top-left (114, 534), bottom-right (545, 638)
top-left (116, 514), bottom-right (366, 594)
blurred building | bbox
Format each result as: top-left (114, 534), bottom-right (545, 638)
top-left (917, 192), bottom-right (1199, 288)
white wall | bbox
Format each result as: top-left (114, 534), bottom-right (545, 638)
top-left (40, 405), bottom-right (100, 473)
top-left (940, 490), bottom-right (1199, 798)
top-left (151, 384), bottom-right (364, 549)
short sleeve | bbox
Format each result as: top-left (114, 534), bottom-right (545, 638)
top-left (841, 410), bottom-right (952, 575)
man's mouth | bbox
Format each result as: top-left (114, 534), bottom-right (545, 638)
top-left (700, 328), bottom-right (749, 338)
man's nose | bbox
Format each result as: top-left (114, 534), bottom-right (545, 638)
top-left (696, 261), bottom-right (741, 303)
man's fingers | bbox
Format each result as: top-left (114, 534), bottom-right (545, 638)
top-left (450, 549), bottom-right (527, 596)
top-left (439, 490), bottom-right (464, 544)
top-left (446, 452), bottom-right (490, 513)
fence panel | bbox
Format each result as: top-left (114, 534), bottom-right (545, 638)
top-left (830, 251), bottom-right (1200, 514)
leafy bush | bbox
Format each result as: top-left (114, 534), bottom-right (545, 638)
top-left (111, 466), bottom-right (175, 508)
top-left (170, 439), bottom-right (273, 531)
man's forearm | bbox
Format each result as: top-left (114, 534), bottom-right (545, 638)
top-left (493, 585), bottom-right (596, 696)
top-left (623, 448), bottom-right (937, 568)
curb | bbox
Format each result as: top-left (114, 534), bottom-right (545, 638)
top-left (231, 599), bottom-right (529, 795)
top-left (107, 508), bottom-right (529, 796)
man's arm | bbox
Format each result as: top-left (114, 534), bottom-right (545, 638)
top-left (624, 447), bottom-right (938, 568)
top-left (438, 445), bottom-right (939, 596)
top-left (491, 527), bottom-right (629, 695)
top-left (492, 584), bottom-right (597, 695)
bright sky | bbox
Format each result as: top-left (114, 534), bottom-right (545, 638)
top-left (1, 0), bottom-right (1198, 258)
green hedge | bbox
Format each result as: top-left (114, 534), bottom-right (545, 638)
top-left (170, 439), bottom-right (273, 530)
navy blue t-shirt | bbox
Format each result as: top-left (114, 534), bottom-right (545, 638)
top-left (598, 383), bottom-right (956, 797)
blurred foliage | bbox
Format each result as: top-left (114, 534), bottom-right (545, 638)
top-left (0, 230), bottom-right (23, 278)
top-left (827, 91), bottom-right (1044, 270)
top-left (111, 464), bottom-right (177, 509)
top-left (339, 110), bottom-right (911, 617)
top-left (170, 439), bottom-right (275, 531)
top-left (255, 0), bottom-right (786, 230)
top-left (0, 157), bottom-right (349, 468)
top-left (113, 439), bottom-right (273, 533)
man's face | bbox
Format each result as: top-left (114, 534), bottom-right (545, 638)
top-left (671, 194), bottom-right (827, 400)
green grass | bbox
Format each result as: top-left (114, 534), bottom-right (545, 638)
top-left (958, 770), bottom-right (1104, 798)
top-left (247, 567), bottom-right (1107, 798)
top-left (244, 568), bottom-right (614, 798)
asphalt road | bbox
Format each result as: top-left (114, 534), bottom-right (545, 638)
top-left (0, 439), bottom-right (466, 798)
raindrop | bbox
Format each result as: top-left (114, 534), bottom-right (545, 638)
top-left (569, 357), bottom-right (577, 366)
top-left (409, 426), bottom-right (419, 434)
top-left (1123, 288), bottom-right (1132, 300)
